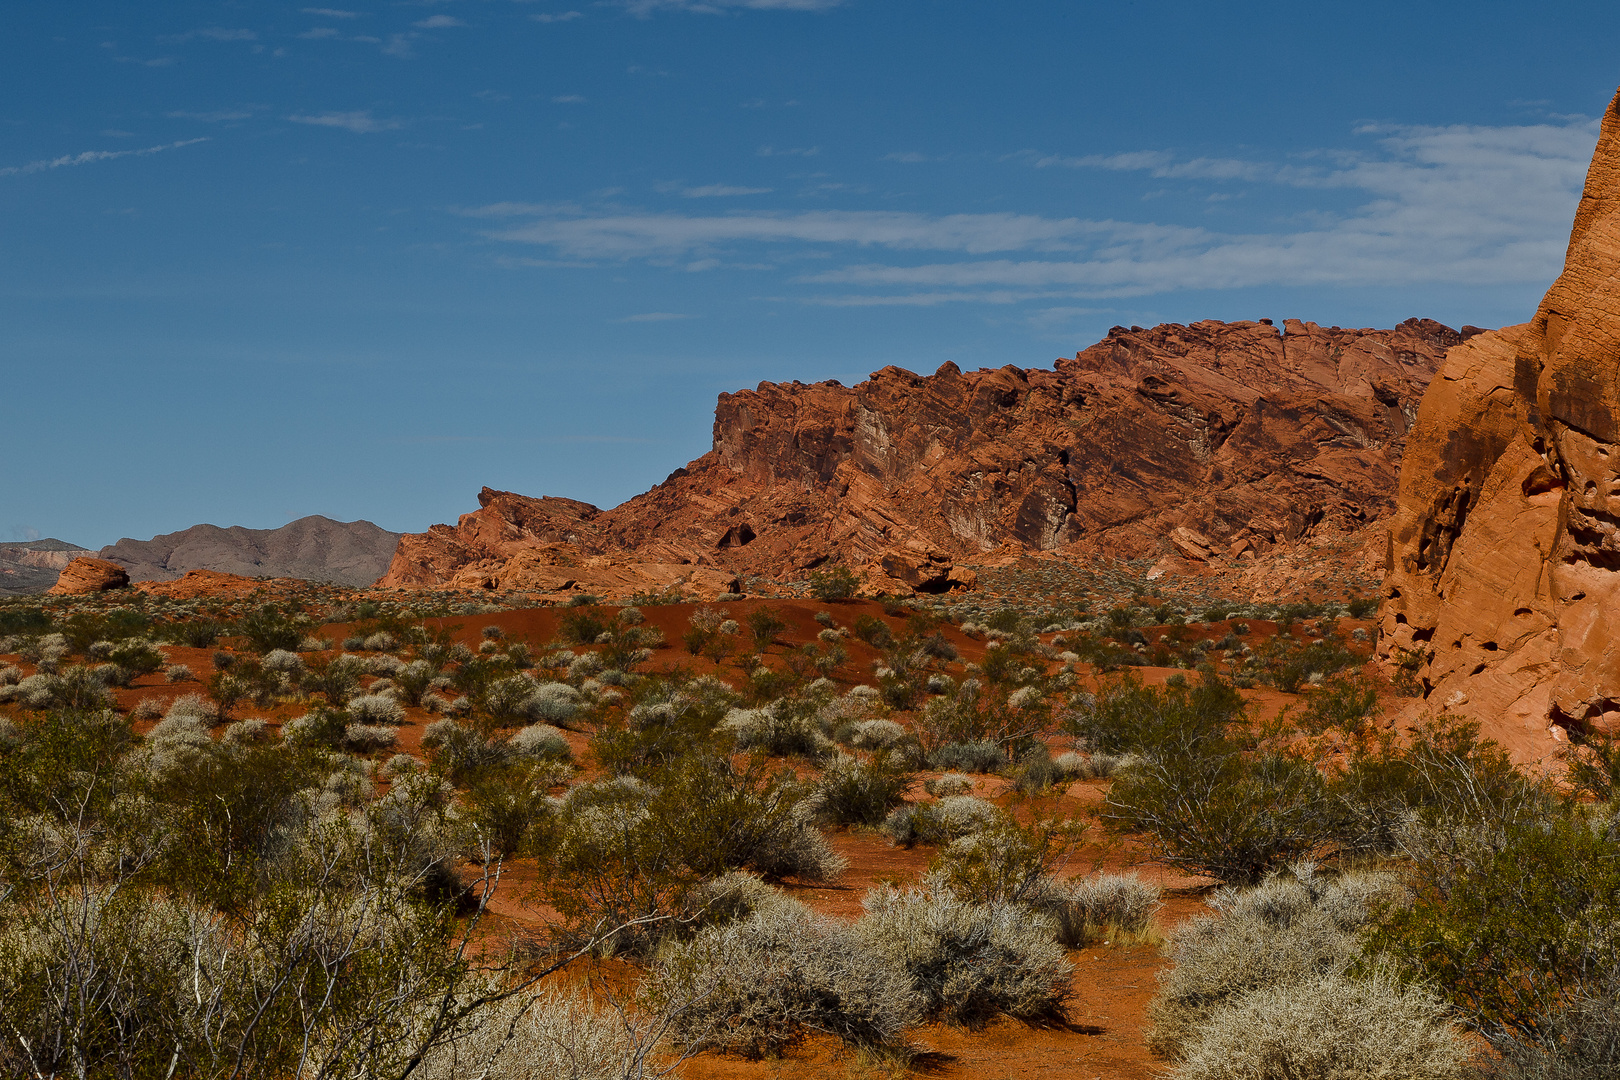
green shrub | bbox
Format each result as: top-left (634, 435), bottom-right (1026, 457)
top-left (808, 751), bottom-right (915, 826)
top-left (1295, 674), bottom-right (1379, 734)
top-left (851, 613), bottom-right (893, 648)
top-left (1487, 988), bottom-right (1620, 1080)
top-left (237, 603), bottom-right (308, 654)
top-left (808, 565), bottom-right (859, 601)
top-left (1061, 670), bottom-right (1246, 757)
top-left (928, 740), bottom-right (1007, 774)
top-left (559, 606), bottom-right (612, 646)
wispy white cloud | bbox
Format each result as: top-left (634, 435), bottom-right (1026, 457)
top-left (478, 118), bottom-right (1600, 303)
top-left (413, 15), bottom-right (464, 28)
top-left (162, 27), bottom-right (257, 43)
top-left (882, 151), bottom-right (931, 163)
top-left (618, 311), bottom-right (695, 321)
top-left (302, 7), bottom-right (362, 17)
top-left (0, 138), bottom-right (208, 179)
top-left (622, 0), bottom-right (844, 13)
top-left (533, 11), bottom-right (584, 22)
top-left (380, 33), bottom-right (415, 58)
top-left (757, 145), bottom-right (819, 157)
top-left (288, 110), bottom-right (402, 133)
top-left (166, 109), bottom-right (251, 122)
top-left (299, 27), bottom-right (342, 39)
top-left (681, 184), bottom-right (772, 197)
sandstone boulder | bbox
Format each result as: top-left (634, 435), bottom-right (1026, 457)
top-left (47, 557), bottom-right (130, 595)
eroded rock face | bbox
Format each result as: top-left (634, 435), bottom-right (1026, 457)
top-left (1381, 89), bottom-right (1620, 761)
top-left (381, 317), bottom-right (1453, 597)
top-left (47, 558), bottom-right (130, 595)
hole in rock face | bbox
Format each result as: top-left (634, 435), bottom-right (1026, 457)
top-left (1586, 481), bottom-right (1599, 497)
top-left (914, 578), bottom-right (953, 595)
top-left (719, 523), bottom-right (756, 548)
top-left (1482, 641), bottom-right (1499, 651)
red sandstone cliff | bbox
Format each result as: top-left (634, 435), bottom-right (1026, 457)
top-left (380, 317), bottom-right (1456, 598)
top-left (1381, 88), bottom-right (1620, 763)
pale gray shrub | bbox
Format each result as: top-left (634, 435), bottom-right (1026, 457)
top-left (1029, 872), bottom-right (1162, 947)
top-left (720, 704), bottom-right (828, 758)
top-left (0, 716), bottom-right (18, 747)
top-left (297, 635), bottom-right (329, 652)
top-left (342, 636), bottom-right (365, 651)
top-left (649, 899), bottom-right (920, 1057)
top-left (362, 631), bottom-right (398, 652)
top-left (421, 692), bottom-right (450, 714)
top-left (422, 718), bottom-right (511, 775)
top-left (1171, 970), bottom-right (1472, 1080)
top-left (164, 664), bottom-right (194, 684)
top-left (509, 723), bottom-right (571, 760)
top-left (883, 794), bottom-right (999, 847)
top-left (529, 681), bottom-right (584, 726)
top-left (344, 723), bottom-right (399, 754)
top-left (380, 754), bottom-right (422, 779)
top-left (0, 663), bottom-right (23, 686)
top-left (480, 624), bottom-right (505, 640)
top-left (165, 692), bottom-right (219, 725)
top-left (347, 694), bottom-right (406, 726)
top-left (130, 696), bottom-right (165, 720)
top-left (415, 988), bottom-right (661, 1080)
top-left (222, 718), bottom-right (271, 747)
top-left (0, 684), bottom-right (19, 705)
top-left (924, 772), bottom-right (974, 797)
top-left (848, 718), bottom-right (907, 750)
top-left (1147, 866), bottom-right (1398, 1059)
top-left (857, 884), bottom-right (1071, 1027)
top-left (15, 674), bottom-right (57, 709)
top-left (568, 652), bottom-right (604, 681)
top-left (262, 649), bottom-right (304, 676)
top-left (676, 871), bottom-right (796, 933)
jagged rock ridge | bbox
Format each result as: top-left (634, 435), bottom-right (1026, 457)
top-left (102, 515), bottom-right (402, 589)
top-left (1381, 87), bottom-right (1620, 762)
top-left (381, 317), bottom-right (1458, 596)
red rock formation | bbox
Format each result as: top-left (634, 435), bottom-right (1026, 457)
top-left (381, 318), bottom-right (1455, 597)
top-left (47, 557), bottom-right (130, 595)
top-left (1381, 88), bottom-right (1620, 762)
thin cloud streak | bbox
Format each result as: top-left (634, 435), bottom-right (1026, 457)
top-left (288, 111), bottom-right (403, 133)
top-left (480, 118), bottom-right (1599, 302)
top-left (0, 138), bottom-right (209, 179)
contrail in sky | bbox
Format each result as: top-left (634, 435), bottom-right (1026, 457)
top-left (0, 137), bottom-right (210, 178)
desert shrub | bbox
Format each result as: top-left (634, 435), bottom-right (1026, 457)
top-left (1062, 670), bottom-right (1246, 758)
top-left (164, 691), bottom-right (219, 725)
top-left (674, 870), bottom-right (797, 934)
top-left (845, 717), bottom-right (907, 750)
top-left (414, 987), bottom-right (663, 1080)
top-left (1252, 636), bottom-right (1358, 693)
top-left (928, 814), bottom-right (1084, 905)
top-left (1486, 987), bottom-right (1620, 1080)
top-left (1372, 808), bottom-right (1620, 1040)
top-left (361, 631), bottom-right (398, 652)
top-left (649, 899), bottom-right (919, 1057)
top-left (261, 648), bottom-right (305, 677)
top-left (460, 762), bottom-right (561, 857)
top-left (857, 885), bottom-right (1071, 1027)
top-left (0, 664), bottom-right (20, 686)
top-left (746, 606), bottom-right (787, 651)
top-left (720, 703), bottom-right (828, 758)
top-left (347, 693), bottom-right (407, 726)
top-left (1147, 865), bottom-right (1394, 1058)
top-left (808, 751), bottom-right (915, 826)
top-left (884, 794), bottom-right (999, 848)
top-left (509, 723), bottom-right (572, 761)
top-left (393, 658), bottom-right (438, 707)
top-left (560, 606), bottom-right (613, 646)
top-left (422, 718), bottom-right (513, 781)
top-left (808, 565), bottom-right (859, 601)
top-left (1327, 716), bottom-right (1546, 857)
top-left (107, 639), bottom-right (164, 679)
top-left (237, 603), bottom-right (307, 653)
top-left (924, 772), bottom-right (974, 797)
top-left (1031, 872), bottom-right (1162, 947)
top-left (1170, 969), bottom-right (1471, 1080)
top-left (304, 654), bottom-right (366, 707)
top-left (344, 723), bottom-right (399, 754)
top-left (164, 663), bottom-right (194, 684)
top-left (1107, 746), bottom-right (1334, 886)
top-left (928, 740), bottom-right (1006, 774)
top-left (1295, 674), bottom-right (1379, 734)
top-left (15, 668), bottom-right (114, 711)
top-left (851, 613), bottom-right (893, 648)
top-left (221, 718), bottom-right (270, 747)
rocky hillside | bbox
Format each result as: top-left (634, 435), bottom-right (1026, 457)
top-left (1381, 87), bottom-right (1620, 763)
top-left (381, 317), bottom-right (1460, 596)
top-left (0, 539), bottom-right (94, 595)
top-left (102, 516), bottom-right (401, 588)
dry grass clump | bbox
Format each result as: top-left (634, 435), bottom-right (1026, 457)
top-left (923, 772), bottom-right (974, 797)
top-left (1170, 970), bottom-right (1472, 1080)
top-left (347, 693), bottom-right (406, 726)
top-left (1031, 871), bottom-right (1162, 947)
top-left (883, 794), bottom-right (998, 847)
top-left (509, 723), bottom-right (572, 760)
top-left (164, 692), bottom-right (219, 726)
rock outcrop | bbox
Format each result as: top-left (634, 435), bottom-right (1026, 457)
top-left (47, 557), bottom-right (131, 595)
top-left (0, 539), bottom-right (95, 595)
top-left (1381, 88), bottom-right (1620, 761)
top-left (382, 318), bottom-right (1456, 597)
top-left (102, 516), bottom-right (402, 588)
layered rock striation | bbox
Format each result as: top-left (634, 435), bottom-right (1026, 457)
top-left (1381, 88), bottom-right (1620, 760)
top-left (382, 317), bottom-right (1456, 597)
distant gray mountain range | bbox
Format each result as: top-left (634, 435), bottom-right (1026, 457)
top-left (0, 539), bottom-right (95, 596)
top-left (99, 516), bottom-right (402, 588)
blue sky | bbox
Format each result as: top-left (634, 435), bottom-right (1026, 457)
top-left (5, 1), bottom-right (1619, 549)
